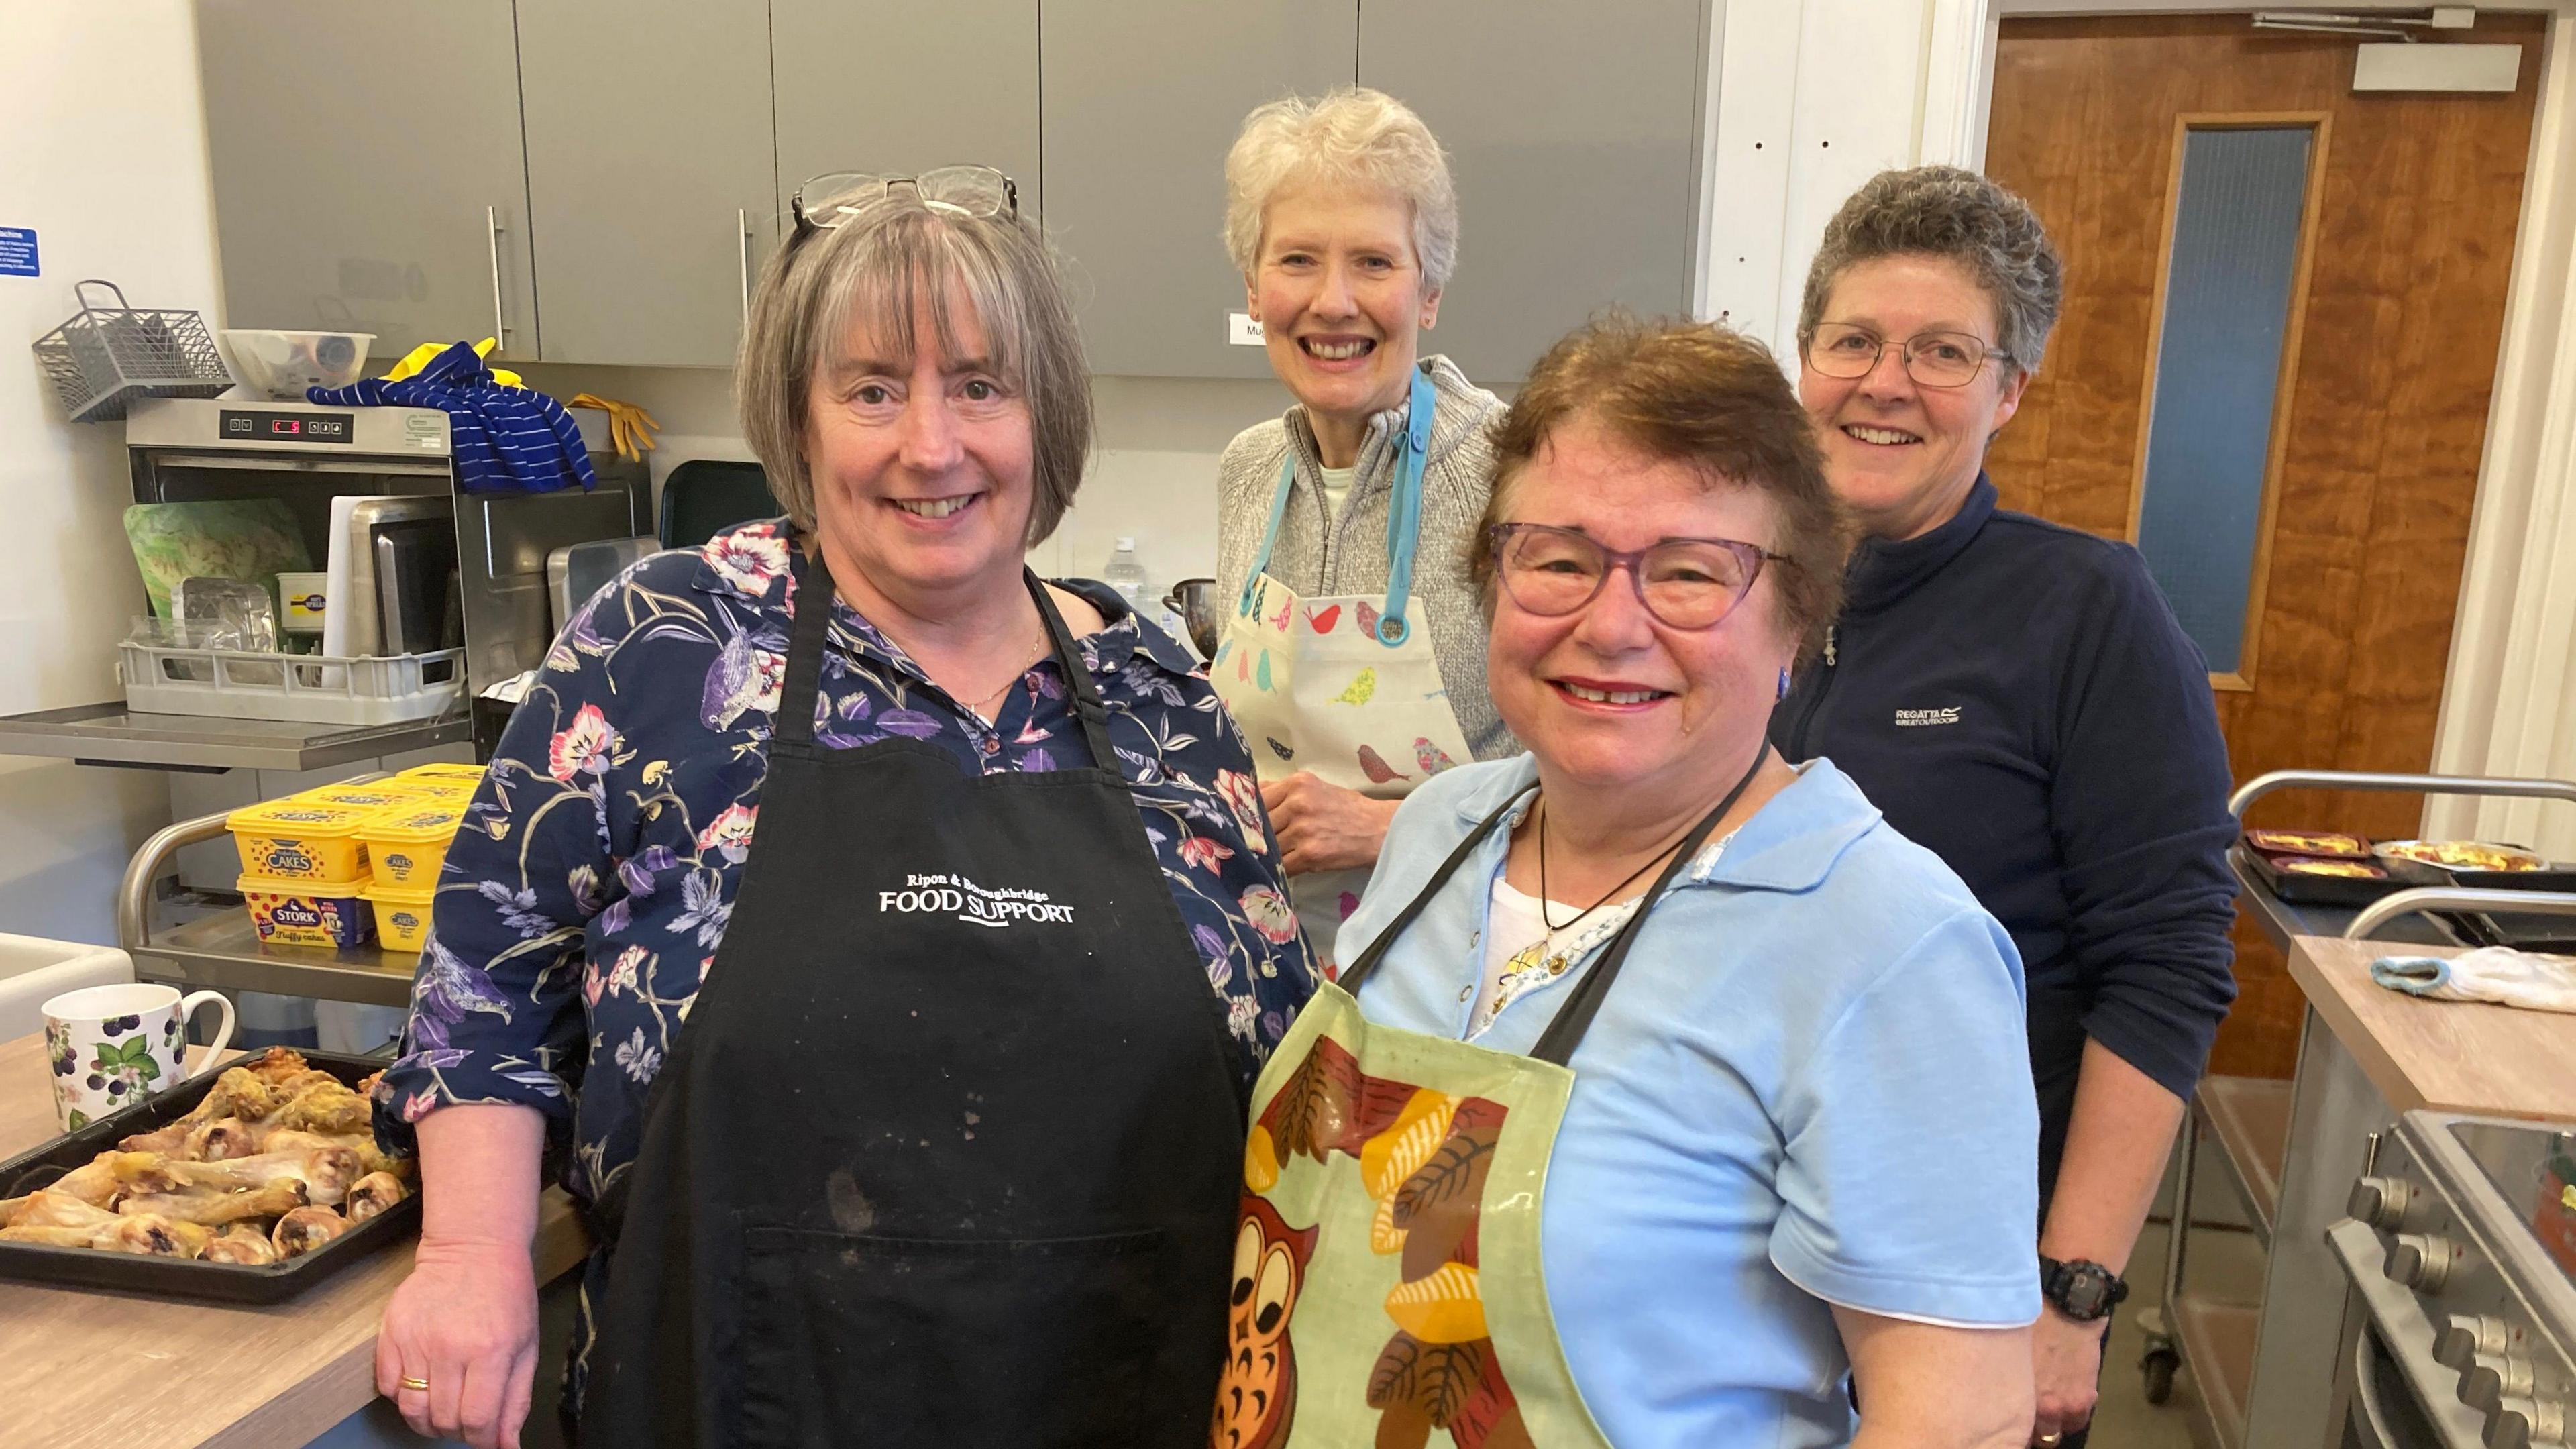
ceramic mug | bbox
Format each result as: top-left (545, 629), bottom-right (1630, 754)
top-left (42, 983), bottom-right (237, 1132)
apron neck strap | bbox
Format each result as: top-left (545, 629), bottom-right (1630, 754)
top-left (1239, 366), bottom-right (1439, 649)
top-left (1335, 783), bottom-right (1534, 997)
top-left (1027, 572), bottom-right (1119, 772)
top-left (1336, 744), bottom-right (1772, 1065)
top-left (776, 541), bottom-right (1118, 774)
top-left (775, 541), bottom-right (838, 752)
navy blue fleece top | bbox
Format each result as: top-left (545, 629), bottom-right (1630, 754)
top-left (1770, 476), bottom-right (2239, 1195)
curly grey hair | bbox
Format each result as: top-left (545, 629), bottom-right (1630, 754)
top-left (1796, 165), bottom-right (2063, 378)
top-left (1224, 87), bottom-right (1459, 292)
top-left (736, 186), bottom-right (1091, 544)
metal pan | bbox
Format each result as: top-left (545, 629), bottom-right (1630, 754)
top-left (0, 1051), bottom-right (417, 1303)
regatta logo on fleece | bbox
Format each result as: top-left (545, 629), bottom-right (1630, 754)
top-left (880, 873), bottom-right (1075, 928)
top-left (1894, 706), bottom-right (1963, 728)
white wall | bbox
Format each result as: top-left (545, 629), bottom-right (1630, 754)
top-left (0, 1), bottom-right (215, 943)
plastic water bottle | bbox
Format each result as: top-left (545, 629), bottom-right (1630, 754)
top-left (1103, 537), bottom-right (1151, 613)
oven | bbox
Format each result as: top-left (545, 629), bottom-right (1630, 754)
top-left (2326, 1112), bottom-right (2576, 1448)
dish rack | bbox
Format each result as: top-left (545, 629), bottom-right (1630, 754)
top-left (30, 280), bottom-right (231, 423)
top-left (120, 641), bottom-right (466, 727)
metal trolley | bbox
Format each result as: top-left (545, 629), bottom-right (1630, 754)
top-left (2135, 769), bottom-right (2576, 1447)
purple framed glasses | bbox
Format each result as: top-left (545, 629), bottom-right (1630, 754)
top-left (1488, 523), bottom-right (1786, 630)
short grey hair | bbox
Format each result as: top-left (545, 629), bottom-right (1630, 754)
top-left (1797, 165), bottom-right (2063, 378)
top-left (736, 188), bottom-right (1092, 543)
top-left (1224, 87), bottom-right (1459, 292)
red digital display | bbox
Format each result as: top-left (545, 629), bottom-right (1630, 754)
top-left (271, 419), bottom-right (303, 435)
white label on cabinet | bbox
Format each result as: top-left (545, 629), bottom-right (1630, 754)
top-left (1228, 311), bottom-right (1265, 346)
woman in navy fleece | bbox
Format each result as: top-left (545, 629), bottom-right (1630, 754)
top-left (1771, 166), bottom-right (2239, 1449)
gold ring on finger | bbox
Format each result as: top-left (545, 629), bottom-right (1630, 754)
top-left (400, 1375), bottom-right (430, 1392)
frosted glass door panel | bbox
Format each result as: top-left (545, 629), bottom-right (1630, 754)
top-left (2132, 125), bottom-right (2314, 676)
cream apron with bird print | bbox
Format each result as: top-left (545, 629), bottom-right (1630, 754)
top-left (1214, 366), bottom-right (1477, 971)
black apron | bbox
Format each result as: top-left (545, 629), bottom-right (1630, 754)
top-left (580, 557), bottom-right (1245, 1449)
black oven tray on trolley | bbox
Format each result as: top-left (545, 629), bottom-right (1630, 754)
top-left (0, 1051), bottom-right (418, 1303)
top-left (2239, 846), bottom-right (2412, 908)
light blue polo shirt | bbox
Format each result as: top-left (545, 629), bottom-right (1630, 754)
top-left (1342, 755), bottom-right (2042, 1449)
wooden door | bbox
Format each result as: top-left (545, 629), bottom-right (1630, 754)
top-left (1983, 14), bottom-right (2543, 1077)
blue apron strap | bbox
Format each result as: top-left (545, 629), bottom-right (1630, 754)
top-left (1375, 366), bottom-right (1437, 647)
top-left (1239, 451), bottom-right (1299, 616)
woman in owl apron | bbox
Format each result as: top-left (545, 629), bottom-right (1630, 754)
top-left (1212, 89), bottom-right (1513, 969)
top-left (1211, 318), bottom-right (2049, 1449)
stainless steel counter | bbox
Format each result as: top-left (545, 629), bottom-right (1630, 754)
top-left (0, 702), bottom-right (468, 773)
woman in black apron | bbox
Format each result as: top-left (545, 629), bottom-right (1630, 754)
top-left (371, 171), bottom-right (1314, 1449)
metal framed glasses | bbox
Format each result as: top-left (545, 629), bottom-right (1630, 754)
top-left (1803, 321), bottom-right (2013, 389)
top-left (788, 167), bottom-right (1021, 248)
top-left (1488, 523), bottom-right (1787, 631)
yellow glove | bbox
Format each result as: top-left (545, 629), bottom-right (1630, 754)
top-left (382, 337), bottom-right (523, 388)
top-left (570, 393), bottom-right (662, 462)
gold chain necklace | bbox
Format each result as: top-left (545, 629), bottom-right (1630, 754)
top-left (948, 622), bottom-right (1049, 722)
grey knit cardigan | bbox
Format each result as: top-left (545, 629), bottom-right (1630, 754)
top-left (1214, 355), bottom-right (1517, 762)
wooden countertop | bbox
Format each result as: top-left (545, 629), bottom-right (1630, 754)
top-left (0, 1034), bottom-right (590, 1449)
top-left (2290, 935), bottom-right (2576, 1121)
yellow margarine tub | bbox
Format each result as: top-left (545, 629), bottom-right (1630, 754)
top-left (397, 763), bottom-right (487, 784)
top-left (397, 780), bottom-right (480, 806)
top-left (240, 872), bottom-right (373, 948)
top-left (226, 801), bottom-right (382, 881)
top-left (357, 804), bottom-right (464, 888)
top-left (297, 783), bottom-right (423, 813)
top-left (362, 880), bottom-right (437, 953)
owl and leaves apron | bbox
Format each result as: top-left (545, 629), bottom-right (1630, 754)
top-left (1209, 753), bottom-right (1766, 1449)
top-left (1213, 365), bottom-right (1477, 969)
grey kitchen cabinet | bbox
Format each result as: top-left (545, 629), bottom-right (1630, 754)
top-left (1360, 0), bottom-right (1709, 383)
top-left (517, 0), bottom-right (777, 367)
top-left (197, 0), bottom-right (540, 360)
top-left (771, 0), bottom-right (1041, 227)
top-left (1040, 1), bottom-right (1359, 378)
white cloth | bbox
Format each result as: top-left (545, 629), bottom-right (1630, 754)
top-left (2372, 946), bottom-right (2576, 1013)
top-left (1316, 464), bottom-right (1356, 525)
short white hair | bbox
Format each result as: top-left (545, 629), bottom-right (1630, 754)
top-left (1223, 87), bottom-right (1458, 292)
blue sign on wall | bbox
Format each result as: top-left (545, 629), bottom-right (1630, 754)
top-left (0, 228), bottom-right (37, 278)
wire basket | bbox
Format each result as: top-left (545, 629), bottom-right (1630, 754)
top-left (30, 279), bottom-right (231, 423)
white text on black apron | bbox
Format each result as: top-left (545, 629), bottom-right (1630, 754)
top-left (880, 873), bottom-right (1076, 929)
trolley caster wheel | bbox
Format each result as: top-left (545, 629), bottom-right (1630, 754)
top-left (2141, 1346), bottom-right (2180, 1405)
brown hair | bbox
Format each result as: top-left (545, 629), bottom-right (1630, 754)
top-left (737, 187), bottom-right (1092, 543)
top-left (1476, 313), bottom-right (1851, 663)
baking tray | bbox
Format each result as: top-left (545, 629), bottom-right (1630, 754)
top-left (0, 1050), bottom-right (417, 1302)
top-left (2239, 844), bottom-right (2409, 908)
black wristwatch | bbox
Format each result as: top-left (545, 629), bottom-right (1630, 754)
top-left (2039, 1256), bottom-right (2129, 1322)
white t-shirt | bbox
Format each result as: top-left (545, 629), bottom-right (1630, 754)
top-left (1317, 464), bottom-right (1357, 525)
top-left (1473, 874), bottom-right (1597, 1038)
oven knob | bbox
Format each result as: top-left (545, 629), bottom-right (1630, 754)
top-left (2350, 1174), bottom-right (2418, 1230)
top-left (2463, 1354), bottom-right (2538, 1412)
top-left (2485, 1395), bottom-right (2566, 1448)
top-left (2443, 1316), bottom-right (2515, 1370)
top-left (2390, 1233), bottom-right (2463, 1291)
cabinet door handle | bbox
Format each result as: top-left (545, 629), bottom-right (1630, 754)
top-left (738, 209), bottom-right (752, 325)
top-left (486, 205), bottom-right (514, 350)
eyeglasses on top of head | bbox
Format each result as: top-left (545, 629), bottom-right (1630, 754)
top-left (788, 167), bottom-right (1021, 249)
top-left (1487, 523), bottom-right (1788, 631)
top-left (1802, 321), bottom-right (2013, 389)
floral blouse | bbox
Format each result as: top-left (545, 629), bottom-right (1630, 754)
top-left (371, 520), bottom-right (1318, 1211)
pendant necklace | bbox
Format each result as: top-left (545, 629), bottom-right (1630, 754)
top-left (1505, 798), bottom-right (1693, 985)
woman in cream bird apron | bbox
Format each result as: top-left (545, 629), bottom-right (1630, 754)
top-left (1214, 365), bottom-right (1478, 967)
